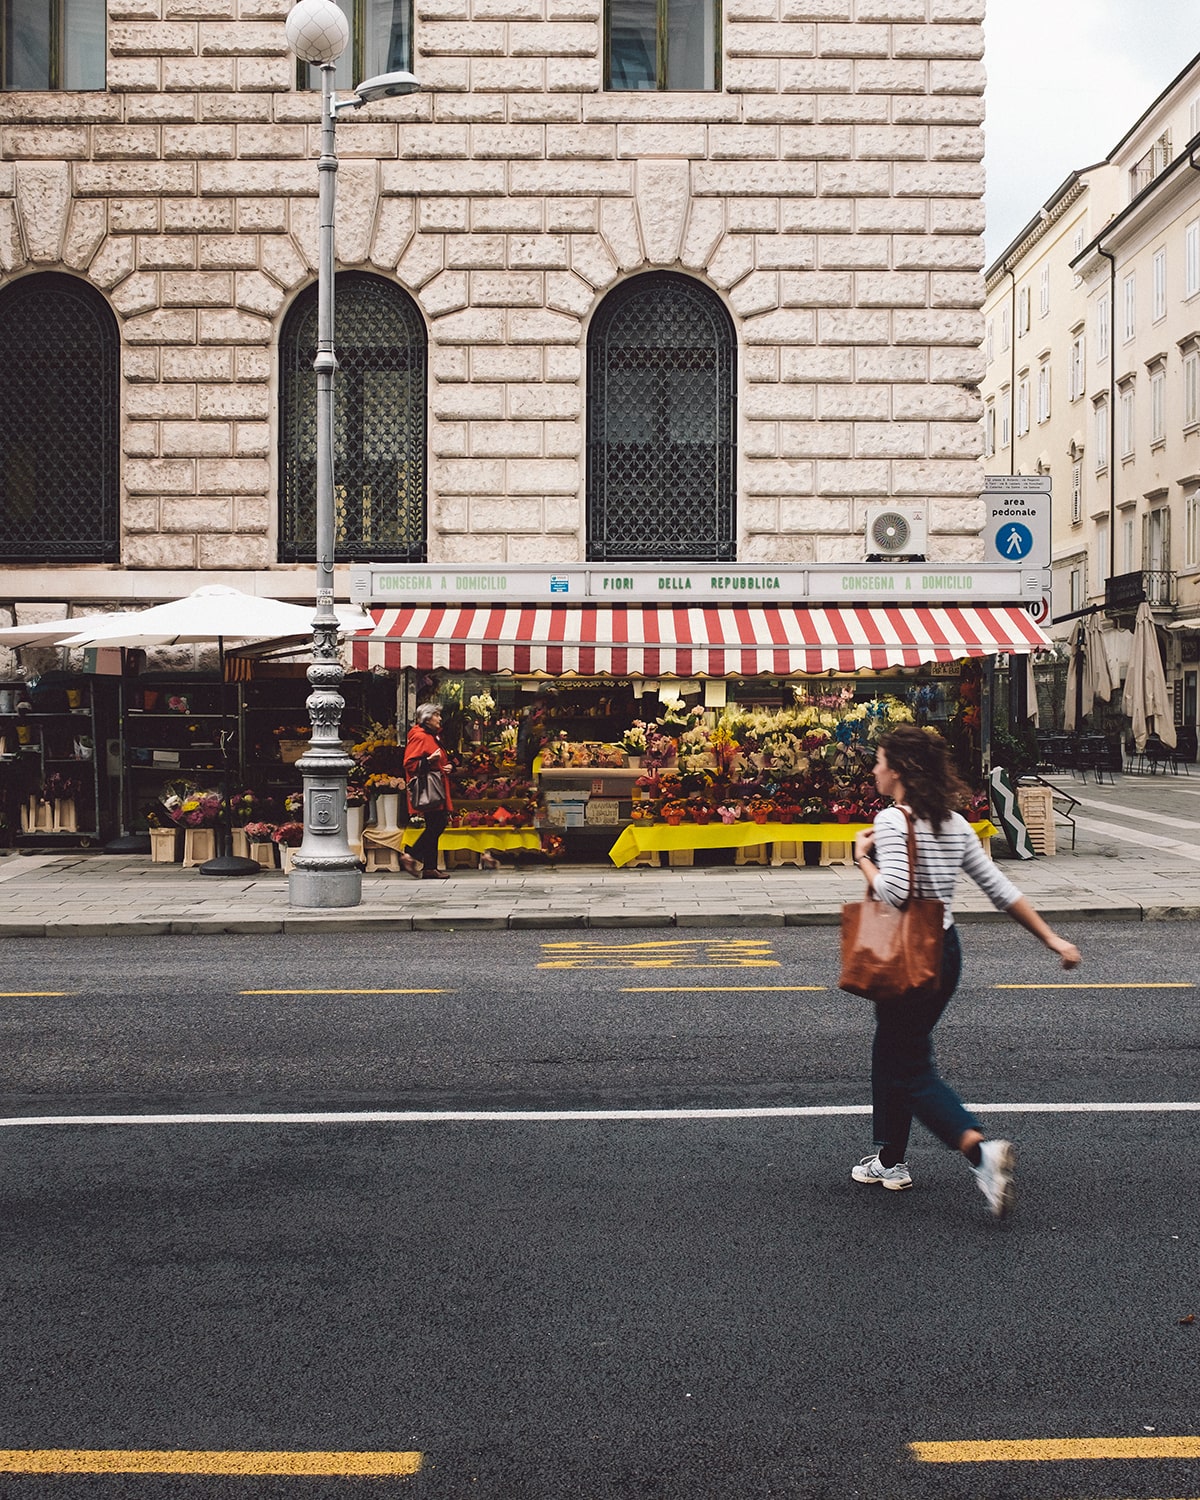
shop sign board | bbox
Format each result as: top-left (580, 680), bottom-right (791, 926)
top-left (351, 564), bottom-right (1041, 606)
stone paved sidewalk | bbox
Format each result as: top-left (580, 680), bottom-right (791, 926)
top-left (1, 769), bottom-right (1197, 934)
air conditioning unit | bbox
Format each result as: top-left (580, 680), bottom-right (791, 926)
top-left (864, 505), bottom-right (928, 560)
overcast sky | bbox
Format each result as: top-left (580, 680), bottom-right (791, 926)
top-left (984, 0), bottom-right (1200, 264)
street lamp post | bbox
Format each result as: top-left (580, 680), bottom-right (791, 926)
top-left (283, 0), bottom-right (418, 909)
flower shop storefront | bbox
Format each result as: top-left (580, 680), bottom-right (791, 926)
top-left (349, 565), bottom-right (1050, 868)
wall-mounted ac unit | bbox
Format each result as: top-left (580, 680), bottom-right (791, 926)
top-left (864, 505), bottom-right (928, 560)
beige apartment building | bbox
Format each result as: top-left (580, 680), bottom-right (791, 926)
top-left (983, 52), bottom-right (1200, 731)
top-left (0, 0), bottom-right (989, 624)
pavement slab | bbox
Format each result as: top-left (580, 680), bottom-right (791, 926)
top-left (1, 773), bottom-right (1198, 933)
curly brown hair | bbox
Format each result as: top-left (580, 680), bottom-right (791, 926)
top-left (877, 724), bottom-right (968, 832)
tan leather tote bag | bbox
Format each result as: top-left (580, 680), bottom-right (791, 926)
top-left (838, 808), bottom-right (945, 1004)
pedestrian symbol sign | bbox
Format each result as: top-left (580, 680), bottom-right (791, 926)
top-left (998, 522), bottom-right (1033, 560)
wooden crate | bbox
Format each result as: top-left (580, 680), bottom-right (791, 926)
top-left (1017, 785), bottom-right (1056, 856)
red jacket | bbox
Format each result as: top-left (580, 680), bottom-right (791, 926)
top-left (404, 724), bottom-right (454, 815)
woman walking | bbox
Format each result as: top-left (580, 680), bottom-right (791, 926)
top-left (850, 724), bottom-right (1080, 1217)
top-left (401, 703), bottom-right (453, 880)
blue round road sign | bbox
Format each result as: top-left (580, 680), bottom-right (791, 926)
top-left (997, 522), bottom-right (1033, 560)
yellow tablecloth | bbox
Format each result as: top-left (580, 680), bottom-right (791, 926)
top-left (362, 824), bottom-right (541, 854)
top-left (608, 820), bottom-right (997, 868)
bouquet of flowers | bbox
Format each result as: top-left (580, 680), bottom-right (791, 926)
top-left (345, 782), bottom-right (367, 807)
top-left (284, 791), bottom-right (304, 816)
top-left (366, 772), bottom-right (405, 792)
top-left (271, 821), bottom-right (304, 847)
top-left (162, 787), bottom-right (223, 828)
top-left (467, 691), bottom-right (495, 721)
top-left (244, 821), bottom-right (276, 842)
top-left (229, 790), bottom-right (261, 824)
top-left (350, 722), bottom-right (404, 779)
top-left (717, 802), bottom-right (742, 824)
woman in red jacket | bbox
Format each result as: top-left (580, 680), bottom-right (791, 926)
top-left (402, 703), bottom-right (454, 879)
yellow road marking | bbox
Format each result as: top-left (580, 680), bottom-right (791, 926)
top-left (240, 989), bottom-right (448, 996)
top-left (994, 983), bottom-right (1194, 990)
top-left (622, 986), bottom-right (825, 992)
top-left (539, 938), bottom-right (780, 970)
top-left (0, 992), bottom-right (72, 997)
top-left (910, 1436), bottom-right (1200, 1463)
top-left (541, 940), bottom-right (771, 949)
top-left (539, 961), bottom-right (780, 970)
top-left (0, 1450), bottom-right (422, 1477)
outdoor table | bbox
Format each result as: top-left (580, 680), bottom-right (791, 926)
top-left (608, 820), bottom-right (998, 868)
top-left (361, 824), bottom-right (541, 872)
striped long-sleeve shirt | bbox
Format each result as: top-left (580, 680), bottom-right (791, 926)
top-left (870, 805), bottom-right (1021, 929)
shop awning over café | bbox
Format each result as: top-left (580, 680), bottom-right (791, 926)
top-left (352, 602), bottom-right (1050, 677)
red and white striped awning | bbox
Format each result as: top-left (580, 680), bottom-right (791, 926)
top-left (351, 603), bottom-right (1049, 677)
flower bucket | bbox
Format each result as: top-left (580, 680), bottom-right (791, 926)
top-left (375, 792), bottom-right (401, 831)
top-left (279, 845), bottom-right (295, 873)
top-left (249, 839), bottom-right (276, 869)
top-left (626, 755), bottom-right (642, 769)
top-left (182, 827), bottom-right (216, 869)
top-left (150, 826), bottom-right (181, 864)
top-left (751, 810), bottom-right (770, 824)
top-left (53, 798), bottom-right (78, 832)
top-left (230, 827), bottom-right (249, 860)
top-left (346, 804), bottom-right (365, 845)
top-left (663, 812), bottom-right (684, 826)
top-left (692, 810), bottom-right (712, 824)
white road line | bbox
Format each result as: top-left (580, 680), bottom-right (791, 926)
top-left (1071, 814), bottom-right (1200, 861)
top-left (1, 1103), bottom-right (1198, 1127)
top-left (1067, 791), bottom-right (1200, 832)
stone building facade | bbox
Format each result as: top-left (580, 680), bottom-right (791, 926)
top-left (0, 0), bottom-right (987, 618)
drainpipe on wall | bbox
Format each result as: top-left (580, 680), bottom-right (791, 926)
top-left (1097, 241), bottom-right (1117, 584)
top-left (1007, 266), bottom-right (1017, 476)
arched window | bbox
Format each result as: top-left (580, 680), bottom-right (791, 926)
top-left (279, 271), bottom-right (427, 563)
top-left (587, 272), bottom-right (736, 563)
top-left (0, 273), bottom-right (118, 562)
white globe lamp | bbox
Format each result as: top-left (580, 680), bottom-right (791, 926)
top-left (284, 0), bottom-right (349, 66)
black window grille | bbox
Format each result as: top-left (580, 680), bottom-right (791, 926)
top-left (0, 273), bottom-right (118, 562)
top-left (279, 271), bottom-right (427, 564)
top-left (587, 271), bottom-right (736, 563)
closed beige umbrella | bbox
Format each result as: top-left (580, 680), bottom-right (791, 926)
top-left (1064, 620), bottom-right (1083, 732)
top-left (1122, 601), bottom-right (1176, 753)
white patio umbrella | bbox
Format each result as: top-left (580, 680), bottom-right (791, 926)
top-left (0, 609), bottom-right (146, 647)
top-left (1122, 601), bottom-right (1176, 753)
top-left (1064, 613), bottom-right (1116, 732)
top-left (55, 585), bottom-right (371, 650)
top-left (59, 587), bottom-right (373, 874)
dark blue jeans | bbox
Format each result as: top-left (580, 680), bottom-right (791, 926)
top-left (871, 925), bottom-right (984, 1161)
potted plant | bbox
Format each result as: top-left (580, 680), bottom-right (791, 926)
top-left (345, 782), bottom-right (367, 845)
top-left (747, 796), bottom-right (776, 825)
top-left (244, 820), bottom-right (277, 868)
top-left (689, 798), bottom-right (714, 825)
top-left (366, 772), bottom-right (405, 830)
top-left (271, 820), bottom-right (304, 872)
top-left (659, 797), bottom-right (689, 826)
top-left (716, 802), bottom-right (742, 824)
top-left (619, 722), bottom-right (648, 768)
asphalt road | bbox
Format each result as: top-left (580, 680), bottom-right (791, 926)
top-left (0, 925), bottom-right (1197, 1499)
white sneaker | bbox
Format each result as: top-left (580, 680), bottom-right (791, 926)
top-left (851, 1153), bottom-right (912, 1191)
top-left (973, 1139), bottom-right (1015, 1218)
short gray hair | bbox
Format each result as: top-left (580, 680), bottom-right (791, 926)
top-left (415, 702), bottom-right (442, 725)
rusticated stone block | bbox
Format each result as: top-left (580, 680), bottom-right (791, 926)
top-left (637, 159), bottom-right (689, 265)
top-left (815, 383), bottom-right (888, 419)
top-left (111, 273), bottom-right (161, 316)
top-left (3, 126), bottom-right (89, 158)
top-left (381, 159), bottom-right (506, 195)
top-left (743, 459), bottom-right (815, 495)
top-left (544, 58), bottom-right (601, 90)
top-left (197, 307), bottom-right (271, 343)
top-left (124, 307), bottom-right (197, 343)
top-left (233, 494), bottom-right (271, 528)
top-left (110, 21), bottom-right (197, 53)
top-left (126, 457), bottom-right (196, 493)
top-left (139, 235), bottom-right (196, 268)
top-left (509, 233), bottom-right (569, 268)
top-left (16, 161), bottom-right (70, 262)
top-left (197, 533), bottom-right (272, 568)
top-left (753, 233), bottom-right (814, 269)
top-left (780, 270), bottom-right (852, 306)
top-left (164, 58), bottom-right (235, 89)
top-left (398, 232), bottom-right (445, 289)
top-left (726, 21), bottom-right (814, 54)
top-left (235, 57), bottom-right (292, 90)
top-left (856, 270), bottom-right (930, 307)
top-left (200, 161), bottom-right (314, 196)
top-left (744, 384), bottom-right (815, 420)
top-left (616, 123), bottom-right (705, 158)
top-left (894, 162), bottom-right (984, 197)
top-left (89, 236), bottom-right (137, 286)
top-left (506, 457), bottom-right (579, 494)
top-left (599, 198), bottom-right (641, 268)
top-left (433, 457), bottom-right (505, 492)
top-left (507, 307), bottom-right (580, 344)
top-left (235, 270), bottom-right (285, 316)
top-left (509, 21), bottom-right (597, 54)
top-left (370, 199), bottom-right (416, 269)
top-left (545, 269), bottom-right (593, 316)
top-left (928, 422), bottom-right (981, 459)
top-left (161, 423), bottom-right (232, 457)
top-left (855, 422), bottom-right (927, 458)
top-left (198, 235), bottom-right (258, 268)
top-left (163, 197), bottom-right (233, 231)
top-left (891, 460), bottom-right (981, 496)
top-left (893, 308), bottom-right (980, 345)
top-left (781, 421), bottom-right (851, 458)
top-left (197, 457), bottom-right (269, 493)
top-left (818, 308), bottom-right (890, 343)
top-left (75, 163), bottom-right (196, 196)
top-left (547, 199), bottom-right (597, 232)
top-left (728, 198), bottom-right (777, 232)
top-left (122, 494), bottom-right (160, 528)
top-left (473, 270), bottom-right (544, 306)
top-left (125, 534), bottom-right (197, 568)
top-left (199, 21), bottom-right (287, 53)
top-left (779, 498), bottom-right (853, 531)
top-left (472, 346), bottom-right (541, 381)
top-left (259, 235), bottom-right (308, 293)
top-left (507, 535), bottom-right (581, 562)
top-left (469, 498), bottom-right (544, 531)
top-left (420, 21), bottom-right (506, 53)
top-left (446, 233), bottom-right (506, 268)
top-left (107, 58), bottom-right (163, 90)
top-left (470, 424), bottom-right (543, 458)
top-left (693, 162), bottom-right (815, 197)
top-left (234, 348), bottom-right (271, 381)
top-left (197, 382), bottom-right (269, 417)
top-left (124, 424), bottom-right (159, 458)
top-left (164, 348), bottom-right (233, 382)
top-left (163, 270), bottom-right (233, 304)
top-left (124, 348), bottom-right (161, 383)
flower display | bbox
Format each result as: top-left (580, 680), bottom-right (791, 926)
top-left (244, 821), bottom-right (276, 841)
top-left (467, 691), bottom-right (495, 720)
top-left (350, 722), bottom-right (403, 779)
top-left (365, 772), bottom-right (405, 791)
top-left (161, 787), bottom-right (223, 827)
top-left (284, 791), bottom-right (304, 815)
top-left (271, 821), bottom-right (304, 847)
top-left (619, 722), bottom-right (648, 755)
top-left (345, 783), bottom-right (367, 807)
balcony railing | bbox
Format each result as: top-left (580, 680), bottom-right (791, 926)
top-left (1104, 569), bottom-right (1177, 611)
